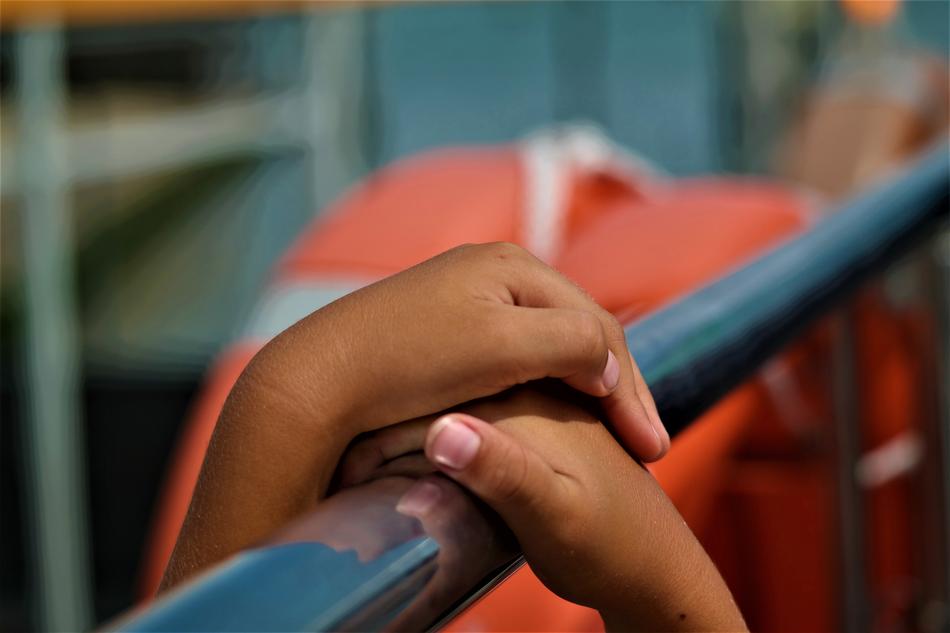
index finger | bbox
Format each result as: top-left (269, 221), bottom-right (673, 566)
top-left (493, 247), bottom-right (669, 461)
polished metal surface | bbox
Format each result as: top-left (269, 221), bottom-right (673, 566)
top-left (112, 143), bottom-right (950, 632)
top-left (110, 478), bottom-right (519, 632)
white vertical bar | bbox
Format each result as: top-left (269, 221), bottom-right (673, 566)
top-left (300, 7), bottom-right (368, 214)
top-left (15, 25), bottom-right (93, 631)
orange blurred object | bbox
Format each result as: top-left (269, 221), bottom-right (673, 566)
top-left (840, 0), bottom-right (902, 26)
top-left (0, 0), bottom-right (311, 27)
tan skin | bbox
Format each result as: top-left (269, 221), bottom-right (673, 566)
top-left (341, 386), bottom-right (746, 632)
top-left (164, 242), bottom-right (666, 588)
top-left (162, 243), bottom-right (743, 630)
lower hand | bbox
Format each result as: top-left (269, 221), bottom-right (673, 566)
top-left (340, 385), bottom-right (745, 632)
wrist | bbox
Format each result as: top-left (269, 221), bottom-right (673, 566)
top-left (591, 478), bottom-right (746, 632)
top-left (596, 548), bottom-right (746, 633)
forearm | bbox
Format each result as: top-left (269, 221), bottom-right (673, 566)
top-left (156, 240), bottom-right (672, 596)
top-left (600, 559), bottom-right (746, 633)
top-left (598, 470), bottom-right (746, 632)
top-left (160, 345), bottom-right (354, 590)
top-left (345, 388), bottom-right (745, 632)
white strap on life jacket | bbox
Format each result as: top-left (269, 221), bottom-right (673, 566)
top-left (244, 126), bottom-right (667, 341)
top-left (518, 122), bottom-right (666, 263)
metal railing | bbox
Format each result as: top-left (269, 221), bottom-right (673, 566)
top-left (110, 143), bottom-right (949, 632)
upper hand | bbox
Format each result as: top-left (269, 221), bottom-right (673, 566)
top-left (165, 243), bottom-right (668, 589)
top-left (245, 242), bottom-right (668, 462)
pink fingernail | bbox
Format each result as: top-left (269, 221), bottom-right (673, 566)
top-left (429, 416), bottom-right (481, 470)
top-left (602, 350), bottom-right (620, 392)
top-left (396, 480), bottom-right (442, 518)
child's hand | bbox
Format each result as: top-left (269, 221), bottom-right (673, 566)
top-left (165, 243), bottom-right (666, 588)
top-left (345, 386), bottom-right (745, 632)
top-left (244, 242), bottom-right (665, 458)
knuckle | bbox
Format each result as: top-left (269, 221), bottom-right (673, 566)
top-left (449, 242), bottom-right (477, 256)
top-left (604, 314), bottom-right (626, 344)
top-left (485, 241), bottom-right (529, 261)
top-left (442, 242), bottom-right (478, 265)
top-left (486, 318), bottom-right (534, 384)
top-left (447, 242), bottom-right (530, 268)
top-left (571, 311), bottom-right (606, 362)
top-left (484, 317), bottom-right (514, 355)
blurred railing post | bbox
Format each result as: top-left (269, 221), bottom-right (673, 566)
top-left (15, 22), bottom-right (93, 632)
top-left (830, 310), bottom-right (869, 633)
top-left (920, 229), bottom-right (950, 629)
top-left (300, 8), bottom-right (369, 214)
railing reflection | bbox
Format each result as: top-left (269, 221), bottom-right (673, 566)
top-left (114, 477), bottom-right (520, 632)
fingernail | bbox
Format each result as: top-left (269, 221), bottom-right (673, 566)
top-left (429, 416), bottom-right (481, 470)
top-left (396, 480), bottom-right (442, 518)
top-left (602, 350), bottom-right (620, 392)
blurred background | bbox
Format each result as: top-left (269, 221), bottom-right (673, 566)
top-left (0, 1), bottom-right (948, 632)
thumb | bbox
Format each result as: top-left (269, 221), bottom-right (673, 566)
top-left (422, 413), bottom-right (568, 533)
